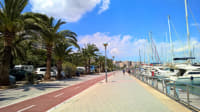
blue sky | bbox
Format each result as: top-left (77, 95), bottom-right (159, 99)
top-left (2, 0), bottom-right (200, 62)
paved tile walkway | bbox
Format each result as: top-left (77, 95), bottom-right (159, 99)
top-left (52, 72), bottom-right (191, 112)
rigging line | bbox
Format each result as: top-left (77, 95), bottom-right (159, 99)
top-left (171, 20), bottom-right (187, 57)
top-left (151, 38), bottom-right (160, 63)
top-left (187, 2), bottom-right (200, 58)
top-left (188, 2), bottom-right (200, 33)
top-left (153, 40), bottom-right (161, 63)
top-left (171, 21), bottom-right (181, 41)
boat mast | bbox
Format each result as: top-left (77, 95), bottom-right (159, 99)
top-left (184, 0), bottom-right (191, 57)
top-left (147, 37), bottom-right (150, 65)
top-left (139, 48), bottom-right (141, 65)
top-left (165, 32), bottom-right (169, 64)
top-left (149, 32), bottom-right (153, 63)
top-left (144, 46), bottom-right (145, 64)
top-left (167, 16), bottom-right (174, 64)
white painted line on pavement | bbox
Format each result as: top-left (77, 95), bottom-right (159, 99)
top-left (17, 105), bottom-right (35, 112)
top-left (54, 93), bottom-right (64, 98)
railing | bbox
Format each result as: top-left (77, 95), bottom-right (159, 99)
top-left (132, 70), bottom-right (200, 112)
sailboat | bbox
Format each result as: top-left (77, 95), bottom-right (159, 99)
top-left (168, 0), bottom-right (200, 85)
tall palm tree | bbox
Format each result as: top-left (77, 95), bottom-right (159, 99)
top-left (28, 14), bottom-right (68, 80)
top-left (0, 0), bottom-right (29, 85)
top-left (54, 35), bottom-right (79, 79)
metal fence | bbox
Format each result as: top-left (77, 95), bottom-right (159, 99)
top-left (132, 71), bottom-right (200, 112)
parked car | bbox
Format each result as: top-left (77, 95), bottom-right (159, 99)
top-left (9, 69), bottom-right (32, 81)
top-left (52, 69), bottom-right (65, 78)
top-left (14, 65), bottom-right (34, 72)
top-left (76, 67), bottom-right (85, 74)
top-left (35, 67), bottom-right (56, 77)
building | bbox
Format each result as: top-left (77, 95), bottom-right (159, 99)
top-left (114, 61), bottom-right (139, 68)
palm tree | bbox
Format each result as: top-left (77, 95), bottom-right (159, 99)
top-left (95, 55), bottom-right (105, 72)
top-left (54, 35), bottom-right (79, 79)
top-left (0, 0), bottom-right (29, 85)
top-left (28, 14), bottom-right (68, 80)
top-left (82, 44), bottom-right (99, 73)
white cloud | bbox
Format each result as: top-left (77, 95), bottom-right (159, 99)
top-left (174, 38), bottom-right (200, 53)
top-left (98, 0), bottom-right (110, 14)
top-left (122, 35), bottom-right (131, 43)
top-left (30, 0), bottom-right (110, 22)
top-left (78, 32), bottom-right (200, 61)
top-left (174, 46), bottom-right (188, 52)
top-left (78, 32), bottom-right (147, 60)
top-left (191, 23), bottom-right (200, 26)
top-left (110, 48), bottom-right (120, 55)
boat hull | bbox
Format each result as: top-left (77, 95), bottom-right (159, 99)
top-left (175, 77), bottom-right (200, 85)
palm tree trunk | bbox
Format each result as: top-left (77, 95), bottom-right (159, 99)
top-left (45, 45), bottom-right (52, 80)
top-left (99, 64), bottom-right (101, 73)
top-left (10, 55), bottom-right (14, 69)
top-left (88, 58), bottom-right (91, 73)
top-left (56, 60), bottom-right (62, 80)
top-left (85, 60), bottom-right (87, 74)
top-left (0, 34), bottom-right (13, 86)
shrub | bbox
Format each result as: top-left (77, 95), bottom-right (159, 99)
top-left (25, 72), bottom-right (39, 84)
top-left (62, 62), bottom-right (76, 78)
top-left (25, 72), bottom-right (34, 84)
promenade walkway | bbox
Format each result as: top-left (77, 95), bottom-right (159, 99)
top-left (52, 71), bottom-right (191, 112)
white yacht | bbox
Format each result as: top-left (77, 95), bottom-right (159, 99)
top-left (168, 64), bottom-right (200, 85)
top-left (141, 65), bottom-right (152, 76)
top-left (153, 66), bottom-right (178, 78)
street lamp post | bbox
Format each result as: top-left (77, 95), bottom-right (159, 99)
top-left (103, 43), bottom-right (108, 83)
top-left (112, 56), bottom-right (115, 71)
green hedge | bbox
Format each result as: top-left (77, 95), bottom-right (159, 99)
top-left (63, 62), bottom-right (76, 78)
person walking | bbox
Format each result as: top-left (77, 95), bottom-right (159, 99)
top-left (123, 69), bottom-right (125, 75)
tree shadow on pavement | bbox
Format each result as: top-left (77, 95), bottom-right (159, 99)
top-left (17, 83), bottom-right (69, 92)
top-left (0, 97), bottom-right (18, 101)
top-left (62, 77), bottom-right (83, 82)
top-left (13, 77), bottom-right (83, 92)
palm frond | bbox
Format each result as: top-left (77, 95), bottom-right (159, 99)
top-left (0, 1), bottom-right (4, 10)
top-left (59, 30), bottom-right (77, 41)
top-left (54, 19), bottom-right (66, 32)
top-left (65, 38), bottom-right (80, 49)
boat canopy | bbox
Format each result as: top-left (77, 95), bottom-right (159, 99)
top-left (173, 57), bottom-right (195, 60)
